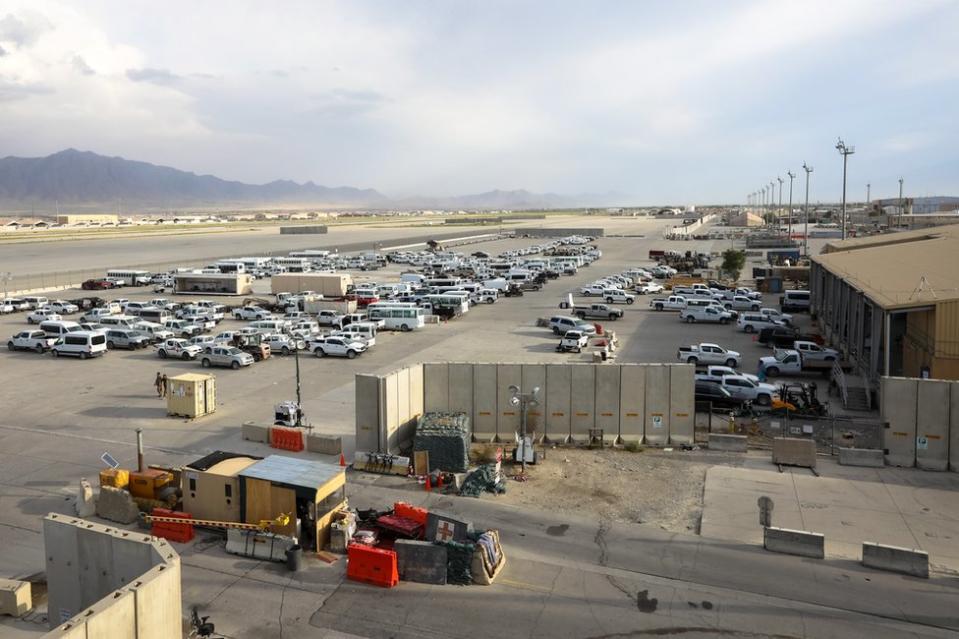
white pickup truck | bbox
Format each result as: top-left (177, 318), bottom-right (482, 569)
top-left (649, 295), bottom-right (688, 312)
top-left (679, 306), bottom-right (733, 324)
top-left (759, 342), bottom-right (840, 376)
top-left (676, 343), bottom-right (741, 367)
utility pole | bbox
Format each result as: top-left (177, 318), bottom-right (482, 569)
top-left (866, 183), bottom-right (871, 204)
top-left (802, 163), bottom-right (813, 257)
top-left (898, 177), bottom-right (904, 228)
top-left (786, 171), bottom-right (796, 241)
top-left (836, 138), bottom-right (855, 240)
top-left (770, 181), bottom-right (775, 216)
top-left (777, 176), bottom-right (784, 231)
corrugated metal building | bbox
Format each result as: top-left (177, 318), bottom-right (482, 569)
top-left (811, 224), bottom-right (959, 392)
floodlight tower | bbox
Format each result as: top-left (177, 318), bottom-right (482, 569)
top-left (786, 171), bottom-right (796, 240)
top-left (836, 137), bottom-right (855, 240)
top-left (508, 385), bottom-right (540, 472)
top-left (777, 176), bottom-right (784, 230)
top-left (898, 177), bottom-right (905, 228)
top-left (802, 163), bottom-right (813, 256)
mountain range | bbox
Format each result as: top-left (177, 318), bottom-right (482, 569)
top-left (0, 149), bottom-right (612, 211)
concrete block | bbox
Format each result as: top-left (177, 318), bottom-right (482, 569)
top-left (0, 579), bottom-right (31, 617)
top-left (396, 366), bottom-right (412, 426)
top-left (131, 562), bottom-right (183, 639)
top-left (354, 374), bottom-right (382, 453)
top-left (448, 362), bottom-right (474, 419)
top-left (882, 376), bottom-right (917, 467)
top-left (521, 364), bottom-right (547, 442)
top-left (594, 364), bottom-right (621, 444)
top-left (408, 363), bottom-right (425, 418)
top-left (644, 364), bottom-right (670, 445)
top-left (952, 382), bottom-right (959, 473)
top-left (307, 433), bottom-right (342, 455)
top-left (75, 479), bottom-right (95, 517)
top-left (83, 588), bottom-right (136, 639)
top-left (862, 542), bottom-right (929, 578)
top-left (425, 511), bottom-right (473, 543)
top-left (395, 539), bottom-right (448, 585)
top-left (916, 380), bottom-right (950, 471)
top-left (669, 364), bottom-right (695, 445)
top-left (384, 372), bottom-right (400, 448)
top-left (495, 364), bottom-right (522, 441)
top-left (545, 364), bottom-right (571, 443)
top-left (772, 438), bottom-right (817, 468)
top-left (763, 526), bottom-right (825, 559)
top-left (44, 515), bottom-right (83, 627)
top-left (424, 362), bottom-right (450, 412)
top-left (77, 524), bottom-right (116, 601)
top-left (568, 364), bottom-right (596, 443)
top-left (838, 447), bottom-right (884, 468)
top-left (225, 529), bottom-right (296, 562)
top-left (242, 421), bottom-right (269, 444)
top-left (708, 433), bottom-right (747, 452)
top-left (110, 530), bottom-right (156, 588)
top-left (95, 486), bottom-right (139, 524)
top-left (471, 364), bottom-right (497, 442)
top-left (618, 364), bottom-right (645, 444)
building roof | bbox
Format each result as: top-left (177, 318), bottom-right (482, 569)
top-left (813, 223), bottom-right (959, 310)
top-left (186, 450), bottom-right (262, 473)
top-left (238, 454), bottom-right (344, 491)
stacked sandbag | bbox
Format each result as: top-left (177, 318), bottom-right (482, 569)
top-left (442, 540), bottom-right (475, 585)
top-left (413, 412), bottom-right (470, 472)
top-left (458, 463), bottom-right (506, 498)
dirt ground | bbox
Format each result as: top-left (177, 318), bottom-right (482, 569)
top-left (494, 447), bottom-right (743, 534)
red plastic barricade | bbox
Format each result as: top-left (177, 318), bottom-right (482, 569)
top-left (150, 507), bottom-right (195, 543)
top-left (394, 502), bottom-right (429, 527)
top-left (347, 544), bottom-right (399, 588)
top-left (270, 426), bottom-right (304, 452)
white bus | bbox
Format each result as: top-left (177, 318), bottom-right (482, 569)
top-left (367, 305), bottom-right (426, 332)
top-left (105, 269), bottom-right (152, 286)
top-left (422, 294), bottom-right (469, 319)
top-left (213, 260), bottom-right (247, 274)
top-left (271, 257), bottom-right (311, 273)
top-left (289, 250), bottom-right (331, 258)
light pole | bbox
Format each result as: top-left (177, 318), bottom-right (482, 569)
top-left (898, 177), bottom-right (904, 228)
top-left (1, 272), bottom-right (10, 301)
top-left (836, 137), bottom-right (855, 240)
top-left (769, 181), bottom-right (775, 215)
top-left (786, 171), bottom-right (795, 241)
top-left (508, 384), bottom-right (540, 472)
top-left (866, 183), bottom-right (871, 204)
top-left (802, 163), bottom-right (813, 256)
top-left (777, 176), bottom-right (784, 230)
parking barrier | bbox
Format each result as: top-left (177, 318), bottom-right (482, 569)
top-left (149, 507), bottom-right (195, 543)
top-left (270, 426), bottom-right (305, 452)
top-left (347, 544), bottom-right (399, 588)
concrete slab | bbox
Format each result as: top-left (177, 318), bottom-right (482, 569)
top-left (471, 363), bottom-right (497, 443)
top-left (618, 364), bottom-right (645, 444)
top-left (593, 364), bottom-right (620, 444)
top-left (568, 364), bottom-right (595, 443)
top-left (838, 447), bottom-right (884, 467)
top-left (862, 542), bottom-right (929, 578)
top-left (520, 364), bottom-right (547, 442)
top-left (881, 377), bottom-right (917, 467)
top-left (764, 526), bottom-right (824, 559)
top-left (916, 380), bottom-right (950, 471)
top-left (495, 364), bottom-right (522, 442)
top-left (544, 364), bottom-right (571, 443)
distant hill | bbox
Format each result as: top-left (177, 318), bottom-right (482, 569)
top-left (0, 149), bottom-right (387, 209)
top-left (0, 149), bottom-right (618, 211)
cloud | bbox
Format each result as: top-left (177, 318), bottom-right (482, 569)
top-left (0, 11), bottom-right (52, 47)
top-left (71, 55), bottom-right (93, 75)
top-left (126, 67), bottom-right (181, 85)
top-left (0, 44), bottom-right (6, 56)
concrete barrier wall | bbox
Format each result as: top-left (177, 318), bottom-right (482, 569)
top-left (861, 542), bottom-right (929, 578)
top-left (708, 433), bottom-right (747, 452)
top-left (522, 227), bottom-right (605, 238)
top-left (882, 376), bottom-right (959, 472)
top-left (279, 225), bottom-right (328, 234)
top-left (882, 377), bottom-right (917, 467)
top-left (42, 514), bottom-right (181, 638)
top-left (838, 448), bottom-right (884, 467)
top-left (357, 362), bottom-right (696, 448)
top-left (763, 526), bottom-right (825, 559)
top-left (916, 380), bottom-right (950, 471)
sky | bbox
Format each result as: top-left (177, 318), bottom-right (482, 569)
top-left (0, 0), bottom-right (956, 204)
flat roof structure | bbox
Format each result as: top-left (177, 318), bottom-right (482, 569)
top-left (238, 454), bottom-right (343, 490)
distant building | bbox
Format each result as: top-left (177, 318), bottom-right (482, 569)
top-left (56, 213), bottom-right (119, 225)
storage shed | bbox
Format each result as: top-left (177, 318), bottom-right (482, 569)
top-left (181, 451), bottom-right (261, 523)
top-left (167, 373), bottom-right (216, 418)
top-left (238, 455), bottom-right (346, 550)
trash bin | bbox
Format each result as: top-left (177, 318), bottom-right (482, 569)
top-left (285, 544), bottom-right (303, 572)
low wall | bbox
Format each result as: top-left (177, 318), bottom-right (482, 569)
top-left (279, 225), bottom-right (328, 234)
top-left (861, 542), bottom-right (929, 578)
top-left (42, 514), bottom-right (181, 638)
top-left (763, 526), bottom-right (824, 559)
top-left (520, 227), bottom-right (605, 238)
top-left (881, 376), bottom-right (957, 472)
top-left (772, 438), bottom-right (817, 467)
top-left (708, 433), bottom-right (747, 452)
top-left (839, 447), bottom-right (884, 468)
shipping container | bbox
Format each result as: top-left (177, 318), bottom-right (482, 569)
top-left (271, 273), bottom-right (352, 297)
top-left (167, 373), bottom-right (217, 418)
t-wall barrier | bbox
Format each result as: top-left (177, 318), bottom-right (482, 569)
top-left (882, 376), bottom-right (959, 472)
top-left (356, 362), bottom-right (695, 451)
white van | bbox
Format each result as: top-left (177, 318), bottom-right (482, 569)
top-left (39, 320), bottom-right (82, 339)
top-left (249, 319), bottom-right (291, 335)
top-left (23, 296), bottom-right (49, 310)
top-left (137, 307), bottom-right (172, 324)
top-left (780, 290), bottom-right (811, 312)
top-left (51, 331), bottom-right (107, 359)
top-left (100, 315), bottom-right (140, 329)
top-left (132, 321), bottom-right (174, 343)
top-left (333, 322), bottom-right (377, 346)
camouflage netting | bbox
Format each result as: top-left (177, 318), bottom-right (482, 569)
top-left (458, 463), bottom-right (506, 498)
top-left (413, 412), bottom-right (470, 472)
top-left (442, 540), bottom-right (475, 585)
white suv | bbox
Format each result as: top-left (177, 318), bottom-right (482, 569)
top-left (603, 289), bottom-right (635, 305)
top-left (737, 313), bottom-right (784, 333)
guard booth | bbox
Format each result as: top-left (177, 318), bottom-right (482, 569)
top-left (238, 455), bottom-right (346, 551)
top-left (180, 451), bottom-right (262, 524)
top-left (167, 373), bottom-right (216, 418)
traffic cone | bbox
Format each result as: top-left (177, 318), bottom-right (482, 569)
top-left (339, 453), bottom-right (346, 467)
top-left (424, 476), bottom-right (432, 492)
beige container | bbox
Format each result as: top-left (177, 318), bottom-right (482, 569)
top-left (0, 578), bottom-right (31, 617)
top-left (271, 273), bottom-right (352, 297)
top-left (167, 373), bottom-right (216, 418)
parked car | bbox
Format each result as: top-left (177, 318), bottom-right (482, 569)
top-left (156, 338), bottom-right (202, 360)
top-left (737, 313), bottom-right (785, 334)
top-left (714, 374), bottom-right (777, 406)
top-left (316, 310), bottom-right (347, 328)
top-left (163, 319), bottom-right (202, 338)
top-left (80, 308), bottom-right (115, 323)
top-left (105, 329), bottom-right (151, 350)
top-left (679, 306), bottom-right (733, 324)
top-left (759, 308), bottom-right (793, 326)
top-left (557, 330), bottom-right (589, 353)
top-left (309, 336), bottom-right (368, 359)
top-left (549, 315), bottom-right (597, 336)
top-left (677, 343), bottom-right (741, 367)
top-left (780, 290), bottom-right (811, 312)
top-left (81, 279), bottom-right (117, 290)
top-left (648, 295), bottom-right (688, 312)
top-left (47, 300), bottom-right (79, 314)
top-left (0, 300), bottom-right (13, 314)
top-left (723, 295), bottom-right (761, 312)
top-left (132, 321), bottom-right (175, 343)
top-left (27, 309), bottom-right (62, 324)
top-left (233, 305), bottom-right (272, 321)
top-left (262, 333), bottom-right (306, 355)
top-left (634, 281), bottom-right (664, 295)
top-left (602, 289), bottom-right (635, 305)
top-left (201, 346), bottom-right (255, 369)
top-left (571, 304), bottom-right (623, 321)
top-left (695, 381), bottom-right (750, 409)
top-left (7, 330), bottom-right (57, 352)
top-left (188, 335), bottom-right (219, 352)
top-left (50, 331), bottom-right (108, 359)
top-left (3, 298), bottom-right (30, 311)
top-left (579, 285), bottom-right (607, 296)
